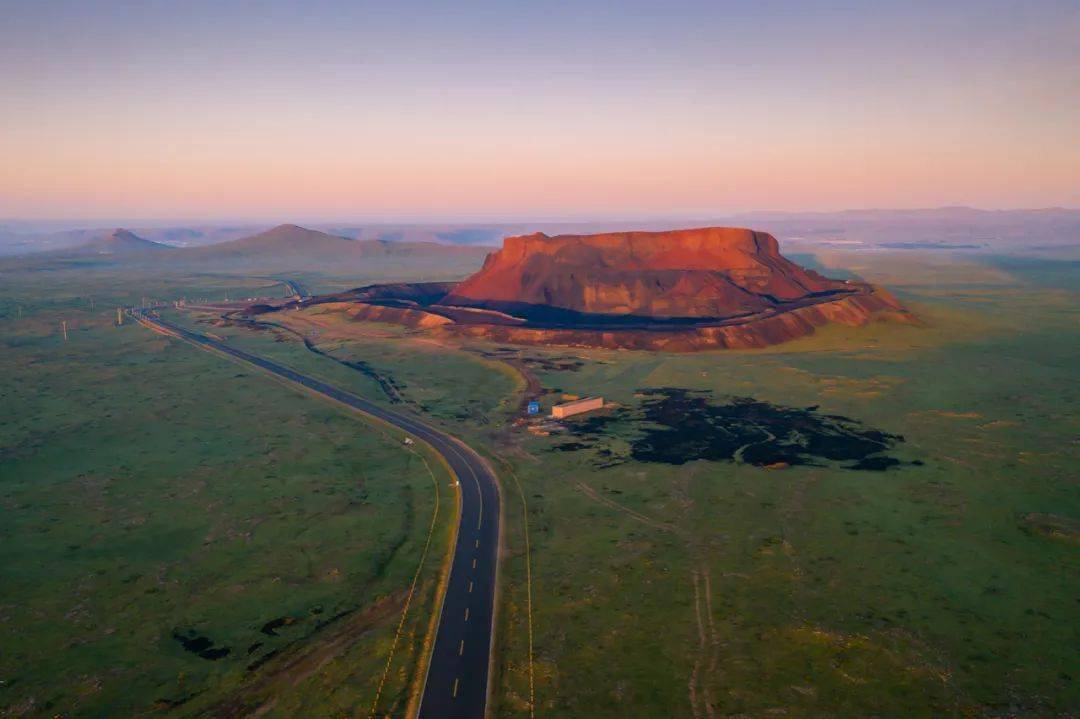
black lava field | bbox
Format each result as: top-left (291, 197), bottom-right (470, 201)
top-left (558, 388), bottom-right (915, 471)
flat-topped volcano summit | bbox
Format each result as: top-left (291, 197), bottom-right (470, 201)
top-left (270, 227), bottom-right (917, 350)
top-left (443, 227), bottom-right (860, 321)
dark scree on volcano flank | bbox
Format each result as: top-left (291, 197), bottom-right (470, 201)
top-left (557, 388), bottom-right (913, 470)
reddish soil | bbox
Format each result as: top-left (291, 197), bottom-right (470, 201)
top-left (443, 227), bottom-right (860, 318)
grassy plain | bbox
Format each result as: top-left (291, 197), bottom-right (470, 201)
top-left (484, 254), bottom-right (1078, 718)
top-left (2, 251), bottom-right (1077, 718)
top-left (0, 266), bottom-right (455, 717)
top-left (183, 252), bottom-right (1078, 718)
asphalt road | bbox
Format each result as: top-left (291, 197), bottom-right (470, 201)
top-left (131, 309), bottom-right (499, 719)
top-left (278, 277), bottom-right (310, 299)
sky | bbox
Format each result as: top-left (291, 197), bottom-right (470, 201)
top-left (1, 0), bottom-right (1077, 221)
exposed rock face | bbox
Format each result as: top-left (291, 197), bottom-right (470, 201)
top-left (442, 227), bottom-right (854, 320)
top-left (299, 226), bottom-right (916, 351)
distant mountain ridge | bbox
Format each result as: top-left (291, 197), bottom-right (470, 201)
top-left (185, 224), bottom-right (356, 260)
top-left (71, 228), bottom-right (171, 254)
top-left (0, 224), bottom-right (488, 275)
top-left (2, 208), bottom-right (1078, 258)
top-left (185, 224), bottom-right (486, 262)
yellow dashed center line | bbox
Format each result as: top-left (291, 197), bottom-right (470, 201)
top-left (464, 607), bottom-right (470, 621)
top-left (468, 581), bottom-right (473, 593)
top-left (459, 639), bottom-right (465, 656)
top-left (472, 558), bottom-right (477, 569)
top-left (475, 539), bottom-right (479, 549)
top-left (452, 677), bottom-right (459, 698)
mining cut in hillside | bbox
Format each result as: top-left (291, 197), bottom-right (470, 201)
top-left (254, 227), bottom-right (917, 351)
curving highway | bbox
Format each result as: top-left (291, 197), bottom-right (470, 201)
top-left (130, 309), bottom-right (499, 719)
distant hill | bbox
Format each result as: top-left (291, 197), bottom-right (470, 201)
top-left (185, 224), bottom-right (357, 261)
top-left (0, 225), bottom-right (260, 255)
top-left (0, 224), bottom-right (489, 276)
top-left (70, 229), bottom-right (171, 255)
top-left (177, 224), bottom-right (488, 269)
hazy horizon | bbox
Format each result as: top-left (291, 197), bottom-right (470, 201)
top-left (3, 204), bottom-right (1079, 234)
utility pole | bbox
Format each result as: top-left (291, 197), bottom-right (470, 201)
top-left (61, 320), bottom-right (68, 341)
top-left (116, 307), bottom-right (123, 326)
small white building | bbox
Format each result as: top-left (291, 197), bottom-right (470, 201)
top-left (551, 396), bottom-right (603, 419)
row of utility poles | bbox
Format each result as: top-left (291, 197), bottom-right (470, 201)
top-left (57, 307), bottom-right (123, 341)
top-left (56, 284), bottom-right (266, 340)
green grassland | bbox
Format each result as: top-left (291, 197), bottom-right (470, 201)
top-left (163, 253), bottom-right (1077, 718)
top-left (0, 269), bottom-right (455, 717)
top-left (2, 252), bottom-right (1077, 718)
top-left (483, 255), bottom-right (1078, 718)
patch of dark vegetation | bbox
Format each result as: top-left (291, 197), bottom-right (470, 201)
top-left (153, 693), bottom-right (196, 709)
top-left (522, 356), bottom-right (585, 372)
top-left (172, 629), bottom-right (231, 660)
top-left (562, 388), bottom-right (913, 471)
top-left (850, 455), bottom-right (902, 471)
top-left (259, 616), bottom-right (297, 636)
top-left (573, 410), bottom-right (632, 435)
top-left (319, 350), bottom-right (406, 404)
top-left (370, 488), bottom-right (415, 582)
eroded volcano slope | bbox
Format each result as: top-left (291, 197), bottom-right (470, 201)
top-left (272, 227), bottom-right (916, 350)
